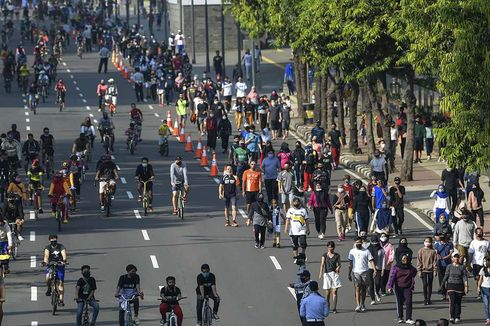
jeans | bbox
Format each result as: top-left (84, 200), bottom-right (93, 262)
top-left (426, 138), bottom-right (434, 156)
top-left (77, 299), bottom-right (99, 326)
top-left (438, 265), bottom-right (447, 296)
top-left (196, 295), bottom-right (220, 322)
top-left (421, 271), bottom-right (434, 301)
top-left (448, 291), bottom-right (463, 319)
top-left (481, 287), bottom-right (490, 320)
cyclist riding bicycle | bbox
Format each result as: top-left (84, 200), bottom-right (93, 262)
top-left (48, 172), bottom-right (70, 219)
top-left (81, 117), bottom-right (96, 148)
top-left (72, 133), bottom-right (89, 157)
top-left (98, 112), bottom-right (115, 152)
top-left (40, 127), bottom-right (55, 167)
top-left (0, 218), bottom-right (13, 274)
top-left (158, 120), bottom-right (169, 145)
top-left (135, 157), bottom-right (154, 211)
top-left (27, 159), bottom-right (44, 213)
top-left (3, 193), bottom-right (24, 241)
top-left (75, 265), bottom-right (99, 326)
top-left (28, 82), bottom-right (39, 108)
top-left (6, 174), bottom-right (27, 207)
top-left (125, 122), bottom-right (138, 149)
top-left (115, 264), bottom-right (144, 326)
top-left (42, 234), bottom-right (67, 306)
top-left (96, 79), bottom-right (107, 110)
top-left (129, 103), bottom-right (143, 138)
top-left (196, 264), bottom-right (220, 325)
top-left (1, 134), bottom-right (21, 169)
top-left (95, 155), bottom-right (118, 211)
top-left (55, 79), bottom-right (66, 103)
top-left (107, 78), bottom-right (118, 107)
top-left (170, 156), bottom-right (189, 215)
top-left (159, 276), bottom-right (183, 326)
top-left (22, 133), bottom-right (40, 170)
top-left (68, 154), bottom-right (82, 198)
top-left (38, 70), bottom-right (49, 91)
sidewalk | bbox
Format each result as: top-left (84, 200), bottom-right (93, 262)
top-left (290, 117), bottom-right (490, 231)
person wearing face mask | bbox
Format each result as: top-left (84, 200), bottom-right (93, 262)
top-left (303, 143), bottom-right (318, 191)
top-left (469, 227), bottom-right (490, 287)
top-left (371, 178), bottom-right (388, 212)
top-left (441, 166), bottom-right (465, 213)
top-left (39, 127), bottom-right (55, 169)
top-left (453, 209), bottom-right (477, 269)
top-left (312, 162), bottom-right (329, 192)
top-left (170, 157), bottom-right (189, 215)
top-left (353, 186), bottom-right (372, 235)
top-left (370, 201), bottom-right (393, 235)
top-left (441, 253), bottom-right (468, 323)
top-left (367, 236), bottom-right (385, 305)
top-left (196, 264), bottom-right (220, 324)
top-left (115, 264), bottom-right (144, 325)
top-left (43, 235), bottom-right (67, 304)
top-left (342, 175), bottom-right (355, 231)
top-left (319, 241), bottom-right (341, 313)
top-left (468, 182), bottom-right (486, 227)
top-left (159, 276), bottom-right (184, 326)
top-left (75, 265), bottom-right (99, 326)
top-left (261, 150), bottom-right (280, 203)
top-left (292, 141), bottom-right (305, 187)
top-left (217, 114), bottom-right (232, 154)
top-left (135, 157), bottom-right (155, 211)
top-left (290, 267), bottom-right (311, 322)
top-left (416, 237), bottom-right (439, 305)
top-left (434, 233), bottom-right (453, 300)
top-left (395, 237), bottom-right (414, 265)
top-left (369, 149), bottom-right (386, 184)
top-left (278, 163), bottom-right (295, 212)
top-left (243, 96), bottom-right (255, 126)
top-left (242, 161), bottom-right (262, 225)
top-left (387, 254), bottom-right (417, 324)
top-left (219, 165), bottom-right (239, 227)
top-left (389, 177), bottom-right (406, 235)
top-left (233, 139), bottom-right (249, 186)
top-left (477, 257), bottom-right (490, 325)
top-left (433, 214), bottom-right (453, 237)
top-left (205, 111), bottom-right (218, 153)
top-left (7, 173), bottom-right (27, 205)
top-left (332, 185), bottom-right (350, 241)
top-left (431, 184), bottom-right (450, 224)
top-left (307, 183), bottom-right (333, 239)
top-left (378, 233), bottom-right (395, 296)
top-left (248, 192), bottom-right (271, 248)
top-left (285, 198), bottom-right (310, 259)
top-left (348, 236), bottom-right (377, 312)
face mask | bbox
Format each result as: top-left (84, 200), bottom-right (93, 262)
top-left (295, 144), bottom-right (301, 149)
top-left (380, 237), bottom-right (387, 242)
top-left (240, 144), bottom-right (245, 148)
top-left (202, 272), bottom-right (210, 278)
top-left (477, 233), bottom-right (483, 239)
top-left (176, 161), bottom-right (182, 166)
top-left (375, 155), bottom-right (380, 158)
top-left (424, 241), bottom-right (431, 248)
top-left (258, 196), bottom-right (264, 202)
top-left (82, 271), bottom-right (91, 278)
top-left (395, 181), bottom-right (400, 185)
top-left (400, 242), bottom-right (407, 247)
top-left (355, 243), bottom-right (363, 249)
top-left (438, 188), bottom-right (444, 192)
top-left (50, 240), bottom-right (57, 246)
top-left (293, 203), bottom-right (300, 208)
top-left (15, 177), bottom-right (21, 183)
top-left (142, 163), bottom-right (148, 167)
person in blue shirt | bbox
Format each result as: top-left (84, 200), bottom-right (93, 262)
top-left (434, 233), bottom-right (453, 300)
top-left (261, 150), bottom-right (280, 203)
top-left (371, 178), bottom-right (388, 211)
top-left (311, 121), bottom-right (325, 145)
top-left (245, 125), bottom-right (260, 162)
top-left (300, 281), bottom-right (329, 326)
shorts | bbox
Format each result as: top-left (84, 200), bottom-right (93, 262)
top-left (172, 183), bottom-right (185, 193)
top-left (270, 120), bottom-right (280, 130)
top-left (46, 265), bottom-right (65, 282)
top-left (178, 114), bottom-right (187, 121)
top-left (0, 242), bottom-right (8, 255)
top-left (99, 179), bottom-right (116, 194)
top-left (245, 191), bottom-right (258, 204)
top-left (473, 264), bottom-right (483, 280)
top-left (281, 193), bottom-right (294, 205)
top-left (29, 181), bottom-right (42, 189)
top-left (323, 271), bottom-right (342, 290)
top-left (290, 235), bottom-right (307, 250)
top-left (352, 271), bottom-right (370, 287)
top-left (198, 117), bottom-right (206, 125)
top-left (224, 196), bottom-right (237, 208)
top-left (414, 137), bottom-right (424, 151)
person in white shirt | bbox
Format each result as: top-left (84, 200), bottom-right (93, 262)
top-left (175, 30), bottom-right (185, 54)
top-left (284, 198), bottom-right (310, 260)
top-left (235, 77), bottom-right (247, 99)
top-left (390, 122), bottom-right (398, 159)
top-left (348, 236), bottom-right (376, 312)
top-left (168, 33), bottom-right (175, 53)
top-left (222, 78), bottom-right (233, 111)
top-left (469, 227), bottom-right (490, 285)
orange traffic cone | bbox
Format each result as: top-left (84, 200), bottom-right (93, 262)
top-left (185, 133), bottom-right (194, 152)
top-left (194, 138), bottom-right (203, 158)
top-left (200, 148), bottom-right (209, 166)
top-left (210, 153), bottom-right (218, 176)
top-left (166, 111), bottom-right (172, 127)
top-left (179, 127), bottom-right (185, 143)
top-left (172, 120), bottom-right (179, 136)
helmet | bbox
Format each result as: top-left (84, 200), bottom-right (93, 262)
top-left (53, 172), bottom-right (62, 182)
top-left (43, 127), bottom-right (49, 133)
top-left (40, 70), bottom-right (45, 74)
top-left (129, 122), bottom-right (135, 127)
top-left (108, 78), bottom-right (114, 83)
top-left (70, 154), bottom-right (78, 161)
top-left (175, 156), bottom-right (182, 161)
top-left (32, 159), bottom-right (39, 166)
top-left (62, 161), bottom-right (70, 168)
top-left (100, 79), bottom-right (105, 84)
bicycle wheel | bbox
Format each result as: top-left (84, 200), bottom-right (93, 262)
top-left (51, 288), bottom-right (58, 315)
top-left (129, 140), bottom-right (135, 155)
top-left (56, 206), bottom-right (62, 232)
top-left (169, 314), bottom-right (177, 326)
top-left (178, 197), bottom-right (184, 220)
top-left (12, 241), bottom-right (18, 260)
top-left (125, 310), bottom-right (132, 326)
top-left (105, 195), bottom-right (111, 217)
top-left (203, 305), bottom-right (213, 326)
top-left (143, 197), bottom-right (148, 216)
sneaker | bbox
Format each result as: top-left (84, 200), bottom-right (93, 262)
top-left (355, 305), bottom-right (361, 312)
top-left (454, 319), bottom-right (460, 324)
top-left (375, 293), bottom-right (381, 302)
top-left (39, 208), bottom-right (43, 214)
top-left (332, 309), bottom-right (337, 314)
top-left (427, 299), bottom-right (432, 305)
top-left (370, 300), bottom-right (376, 305)
top-left (63, 219), bottom-right (68, 224)
top-left (58, 301), bottom-right (65, 306)
top-left (45, 288), bottom-right (51, 296)
top-left (134, 316), bottom-right (140, 325)
top-left (406, 320), bottom-right (415, 325)
top-left (18, 235), bottom-right (24, 241)
top-left (260, 245), bottom-right (265, 249)
top-left (255, 244), bottom-right (259, 249)
top-left (149, 206), bottom-right (154, 212)
top-left (138, 196), bottom-right (142, 202)
top-left (360, 304), bottom-right (366, 312)
top-left (272, 243), bottom-right (276, 247)
top-left (397, 319), bottom-right (404, 324)
top-left (100, 205), bottom-right (105, 211)
top-left (213, 313), bottom-right (220, 320)
top-left (381, 293), bottom-right (387, 297)
top-left (319, 233), bottom-right (324, 239)
top-left (231, 221), bottom-right (239, 227)
top-left (449, 318), bottom-right (454, 324)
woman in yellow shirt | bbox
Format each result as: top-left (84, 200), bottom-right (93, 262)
top-left (6, 175), bottom-right (28, 201)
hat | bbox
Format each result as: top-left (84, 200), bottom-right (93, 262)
top-left (452, 252), bottom-right (460, 258)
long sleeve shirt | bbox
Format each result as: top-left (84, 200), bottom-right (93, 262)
top-left (299, 293), bottom-right (329, 320)
top-left (416, 247), bottom-right (439, 272)
top-left (453, 220), bottom-right (476, 247)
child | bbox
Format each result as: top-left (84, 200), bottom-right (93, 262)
top-left (125, 122), bottom-right (138, 149)
top-left (270, 199), bottom-right (285, 248)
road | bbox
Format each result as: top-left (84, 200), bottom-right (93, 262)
top-left (0, 30), bottom-right (486, 326)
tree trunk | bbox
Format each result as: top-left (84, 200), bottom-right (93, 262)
top-left (313, 74), bottom-right (322, 122)
top-left (377, 76), bottom-right (392, 149)
top-left (299, 58), bottom-right (308, 105)
top-left (320, 74), bottom-right (328, 130)
top-left (400, 69), bottom-right (416, 181)
top-left (293, 53), bottom-right (305, 119)
top-left (365, 100), bottom-right (376, 160)
top-left (335, 71), bottom-right (346, 146)
top-left (348, 81), bottom-right (360, 153)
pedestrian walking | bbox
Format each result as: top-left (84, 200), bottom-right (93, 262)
top-left (132, 68), bottom-right (145, 102)
top-left (285, 197), bottom-right (310, 259)
top-left (441, 167), bottom-right (464, 213)
top-left (395, 237), bottom-right (414, 265)
top-left (453, 210), bottom-right (477, 269)
top-left (476, 257), bottom-right (490, 325)
top-left (205, 112), bottom-right (218, 152)
top-left (441, 253), bottom-right (469, 323)
top-left (431, 184), bottom-right (450, 224)
top-left (300, 281), bottom-right (330, 326)
top-left (248, 192), bottom-right (271, 249)
top-left (332, 185), bottom-right (350, 241)
top-left (348, 236), bottom-right (376, 312)
top-left (217, 115), bottom-right (232, 154)
top-left (353, 185), bottom-right (372, 235)
top-left (387, 254), bottom-right (417, 324)
top-left (369, 150), bottom-right (387, 184)
top-left (328, 123), bottom-right (341, 167)
top-left (389, 177), bottom-right (406, 235)
top-left (277, 163), bottom-right (295, 212)
top-left (468, 182), bottom-right (486, 227)
top-left (414, 116), bottom-right (425, 163)
top-left (367, 236), bottom-right (385, 305)
top-left (270, 199), bottom-right (285, 248)
top-left (218, 165), bottom-right (239, 227)
top-left (468, 227), bottom-right (490, 287)
top-left (319, 241), bottom-right (341, 313)
top-left (307, 183), bottom-right (333, 239)
top-left (213, 51), bottom-right (223, 78)
top-left (434, 233), bottom-right (453, 300)
top-left (417, 237), bottom-right (439, 305)
top-left (379, 233), bottom-right (395, 296)
top-left (98, 45), bottom-right (110, 74)
top-left (425, 119), bottom-right (434, 160)
top-left (261, 150), bottom-right (280, 203)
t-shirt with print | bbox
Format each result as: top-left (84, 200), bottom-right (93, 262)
top-left (348, 247), bottom-right (373, 274)
top-left (117, 274), bottom-right (140, 290)
top-left (286, 207), bottom-right (308, 236)
top-left (76, 276), bottom-right (97, 300)
top-left (469, 239), bottom-right (490, 265)
top-left (44, 244), bottom-right (65, 262)
top-left (220, 174), bottom-right (239, 197)
top-left (242, 169), bottom-right (261, 192)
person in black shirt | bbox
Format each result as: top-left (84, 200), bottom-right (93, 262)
top-left (292, 141), bottom-right (305, 187)
top-left (7, 124), bottom-right (20, 142)
top-left (219, 165), bottom-right (239, 227)
top-left (43, 234), bottom-right (67, 304)
top-left (196, 264), bottom-right (220, 324)
top-left (39, 127), bottom-right (55, 168)
top-left (213, 50), bottom-right (223, 78)
top-left (441, 167), bottom-right (464, 213)
top-left (159, 276), bottom-right (184, 326)
top-left (328, 123), bottom-right (341, 168)
top-left (95, 155), bottom-right (119, 211)
top-left (115, 264), bottom-right (144, 326)
top-left (75, 265), bottom-right (99, 326)
top-left (135, 157), bottom-right (155, 210)
top-left (389, 177), bottom-right (406, 235)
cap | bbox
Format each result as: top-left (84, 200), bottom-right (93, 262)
top-left (175, 156), bottom-right (182, 161)
top-left (452, 252), bottom-right (460, 258)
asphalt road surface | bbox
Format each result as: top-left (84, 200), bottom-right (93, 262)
top-left (0, 41), bottom-right (487, 326)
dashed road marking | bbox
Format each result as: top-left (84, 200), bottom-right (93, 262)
top-left (150, 255), bottom-right (159, 268)
top-left (203, 166), bottom-right (210, 171)
top-left (86, 106), bottom-right (91, 110)
top-left (25, 112), bottom-right (29, 116)
top-left (66, 69), bottom-right (71, 72)
top-left (154, 113), bottom-right (160, 117)
top-left (89, 113), bottom-right (94, 117)
top-left (26, 126), bottom-right (31, 131)
top-left (62, 62), bottom-right (66, 66)
top-left (70, 74), bottom-right (74, 79)
top-left (76, 86), bottom-right (80, 91)
top-left (148, 105), bottom-right (154, 110)
top-left (134, 209), bottom-right (141, 219)
top-left (93, 119), bottom-right (98, 123)
top-left (31, 321), bottom-right (38, 326)
top-left (73, 81), bottom-right (77, 84)
top-left (116, 165), bottom-right (120, 170)
top-left (31, 286), bottom-right (37, 301)
top-left (287, 287), bottom-right (296, 299)
top-left (29, 211), bottom-right (35, 220)
top-left (26, 118), bottom-right (30, 122)
top-left (83, 99), bottom-right (87, 103)
top-left (79, 93), bottom-right (84, 97)
top-left (142, 230), bottom-right (150, 240)
top-left (30, 256), bottom-right (36, 268)
top-left (111, 155), bottom-right (115, 159)
top-left (121, 177), bottom-right (127, 184)
top-left (24, 105), bottom-right (28, 110)
top-left (30, 231), bottom-right (35, 241)
top-left (126, 191), bottom-right (133, 199)
top-left (213, 177), bottom-right (220, 184)
top-left (269, 256), bottom-right (282, 270)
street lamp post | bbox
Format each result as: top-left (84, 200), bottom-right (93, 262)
top-left (125, 0), bottom-right (129, 24)
top-left (179, 0), bottom-right (183, 32)
top-left (137, 0), bottom-right (140, 27)
top-left (204, 0), bottom-right (210, 73)
top-left (221, 2), bottom-right (225, 77)
top-left (191, 0), bottom-right (196, 64)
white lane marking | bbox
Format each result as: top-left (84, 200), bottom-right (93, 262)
top-left (82, 99), bottom-right (87, 103)
top-left (26, 126), bottom-right (31, 131)
top-left (89, 113), bottom-right (94, 117)
top-left (287, 287), bottom-right (296, 299)
top-left (203, 166), bottom-right (210, 171)
top-left (30, 256), bottom-right (36, 268)
top-left (29, 211), bottom-right (35, 220)
top-left (116, 165), bottom-right (120, 170)
top-left (213, 177), bottom-right (220, 184)
top-left (86, 106), bottom-right (91, 110)
top-left (73, 81), bottom-right (77, 85)
top-left (149, 105), bottom-right (154, 110)
top-left (239, 209), bottom-right (247, 219)
top-left (70, 74), bottom-right (74, 79)
top-left (24, 105), bottom-right (28, 110)
top-left (23, 99), bottom-right (27, 103)
top-left (111, 155), bottom-right (115, 159)
top-left (269, 256), bottom-right (282, 270)
top-left (26, 118), bottom-right (30, 122)
top-left (31, 322), bottom-right (38, 326)
top-left (31, 286), bottom-right (37, 301)
top-left (134, 209), bottom-right (141, 219)
top-left (150, 255), bottom-right (159, 268)
top-left (405, 208), bottom-right (432, 230)
top-left (30, 231), bottom-right (35, 242)
top-left (121, 177), bottom-right (127, 184)
top-left (25, 111), bottom-right (29, 116)
top-left (76, 86), bottom-right (80, 91)
top-left (93, 119), bottom-right (98, 123)
top-left (66, 69), bottom-right (71, 72)
top-left (142, 230), bottom-right (150, 240)
top-left (62, 62), bottom-right (67, 66)
top-left (79, 93), bottom-right (84, 97)
top-left (154, 113), bottom-right (160, 117)
top-left (126, 191), bottom-right (133, 199)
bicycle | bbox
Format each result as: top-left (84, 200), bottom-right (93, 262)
top-left (40, 83), bottom-right (48, 102)
top-left (159, 137), bottom-right (169, 156)
top-left (7, 223), bottom-right (20, 260)
top-left (42, 261), bottom-right (67, 315)
top-left (139, 179), bottom-right (153, 216)
top-left (202, 296), bottom-right (214, 326)
top-left (117, 293), bottom-right (139, 326)
top-left (57, 91), bottom-right (65, 112)
top-left (128, 133), bottom-right (139, 155)
top-left (4, 76), bottom-right (11, 93)
top-left (42, 152), bottom-right (54, 179)
top-left (158, 297), bottom-right (186, 326)
top-left (75, 298), bottom-right (99, 326)
top-left (176, 187), bottom-right (185, 220)
top-left (53, 195), bottom-right (68, 232)
top-left (100, 179), bottom-right (113, 217)
top-left (30, 185), bottom-right (42, 219)
top-left (30, 94), bottom-right (40, 114)
top-left (102, 132), bottom-right (112, 154)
